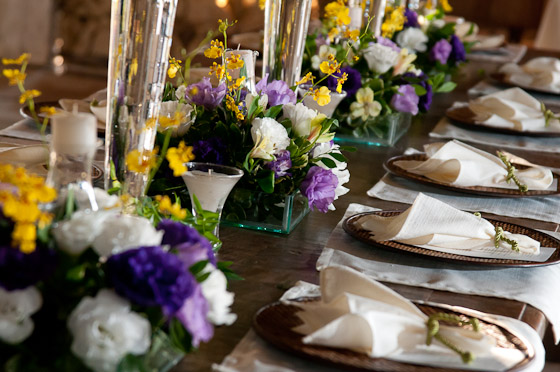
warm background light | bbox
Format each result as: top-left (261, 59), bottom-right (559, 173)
top-left (215, 0), bottom-right (229, 8)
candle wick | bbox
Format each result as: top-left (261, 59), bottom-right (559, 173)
top-left (237, 44), bottom-right (240, 50)
top-left (72, 103), bottom-right (78, 115)
top-left (208, 169), bottom-right (213, 175)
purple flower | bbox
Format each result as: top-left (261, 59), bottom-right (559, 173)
top-left (391, 84), bottom-right (419, 115)
top-left (175, 284), bottom-right (213, 347)
top-left (315, 34), bottom-right (330, 49)
top-left (157, 220), bottom-right (216, 267)
top-left (256, 74), bottom-right (297, 107)
top-left (430, 39), bottom-right (452, 64)
top-left (193, 137), bottom-right (226, 165)
top-left (0, 245), bottom-right (56, 291)
top-left (265, 150), bottom-right (292, 179)
top-left (326, 66), bottom-right (362, 97)
top-left (404, 9), bottom-right (419, 28)
top-left (106, 246), bottom-right (196, 315)
top-left (300, 166), bottom-right (338, 213)
top-left (186, 77), bottom-right (226, 110)
top-left (449, 34), bottom-right (466, 64)
top-left (376, 37), bottom-right (401, 53)
top-left (419, 81), bottom-right (433, 113)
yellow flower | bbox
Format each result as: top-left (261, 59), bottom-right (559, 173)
top-left (258, 0), bottom-right (265, 10)
top-left (2, 53), bottom-right (30, 65)
top-left (381, 6), bottom-right (405, 38)
top-left (393, 48), bottom-right (417, 76)
top-left (12, 222), bottom-right (36, 253)
top-left (328, 27), bottom-right (340, 41)
top-left (350, 87), bottom-right (382, 121)
top-left (155, 195), bottom-right (187, 220)
top-left (166, 141), bottom-right (195, 177)
top-left (353, 55), bottom-right (360, 62)
top-left (296, 72), bottom-right (314, 86)
top-left (210, 62), bottom-right (226, 81)
top-left (204, 40), bottom-right (224, 59)
top-left (39, 106), bottom-right (57, 116)
top-left (19, 89), bottom-right (41, 104)
top-left (144, 117), bottom-right (158, 131)
top-left (230, 76), bottom-right (246, 91)
top-left (125, 148), bottom-right (158, 174)
top-left (158, 111), bottom-right (187, 129)
top-left (336, 72), bottom-right (348, 94)
top-left (225, 95), bottom-right (244, 121)
top-left (319, 58), bottom-right (339, 75)
top-left (226, 54), bottom-right (244, 70)
top-left (440, 0), bottom-right (453, 12)
top-left (313, 86), bottom-right (331, 106)
top-left (2, 69), bottom-right (26, 86)
top-left (426, 0), bottom-right (433, 9)
top-left (343, 29), bottom-right (360, 41)
top-left (167, 57), bottom-right (182, 78)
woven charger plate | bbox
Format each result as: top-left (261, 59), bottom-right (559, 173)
top-left (253, 297), bottom-right (535, 372)
top-left (445, 105), bottom-right (560, 137)
top-left (490, 72), bottom-right (560, 97)
top-left (385, 153), bottom-right (560, 198)
top-left (343, 211), bottom-right (560, 268)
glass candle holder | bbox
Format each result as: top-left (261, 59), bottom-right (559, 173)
top-left (224, 49), bottom-right (259, 94)
top-left (181, 162), bottom-right (243, 240)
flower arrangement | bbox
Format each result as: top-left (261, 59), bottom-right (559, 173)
top-left (0, 164), bottom-right (237, 372)
top-left (148, 19), bottom-right (350, 223)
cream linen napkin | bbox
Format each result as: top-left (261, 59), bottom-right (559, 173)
top-left (499, 57), bottom-right (560, 94)
top-left (393, 140), bottom-right (553, 190)
top-left (358, 193), bottom-right (540, 255)
top-left (0, 145), bottom-right (49, 176)
top-left (468, 87), bottom-right (560, 132)
top-left (289, 266), bottom-right (526, 370)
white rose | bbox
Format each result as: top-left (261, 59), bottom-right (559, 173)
top-left (0, 286), bottom-right (42, 344)
top-left (312, 142), bottom-right (350, 210)
top-left (396, 28), bottom-right (428, 52)
top-left (249, 117), bottom-right (290, 160)
top-left (75, 187), bottom-right (121, 211)
top-left (362, 43), bottom-right (400, 74)
top-left (200, 265), bottom-right (237, 326)
top-left (282, 102), bottom-right (319, 138)
top-left (245, 92), bottom-right (268, 111)
top-left (92, 215), bottom-right (163, 257)
top-left (68, 290), bottom-right (151, 372)
top-left (53, 210), bottom-right (112, 256)
top-left (159, 101), bottom-right (195, 137)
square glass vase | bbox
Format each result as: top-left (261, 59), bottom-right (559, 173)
top-left (334, 112), bottom-right (412, 147)
top-left (221, 188), bottom-right (310, 234)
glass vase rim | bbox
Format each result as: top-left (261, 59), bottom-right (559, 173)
top-left (225, 48), bottom-right (259, 57)
top-left (184, 162), bottom-right (244, 178)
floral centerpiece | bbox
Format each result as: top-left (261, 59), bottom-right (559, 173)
top-left (148, 20), bottom-right (350, 232)
top-left (0, 163), bottom-right (237, 372)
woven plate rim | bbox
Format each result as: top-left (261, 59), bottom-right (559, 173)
top-left (253, 297), bottom-right (535, 372)
top-left (342, 211), bottom-right (560, 268)
top-left (490, 72), bottom-right (560, 97)
top-left (445, 105), bottom-right (560, 137)
top-left (384, 153), bottom-right (560, 198)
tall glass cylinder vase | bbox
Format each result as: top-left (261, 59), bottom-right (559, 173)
top-left (262, 0), bottom-right (312, 86)
top-left (105, 0), bottom-right (178, 197)
top-left (362, 0), bottom-right (386, 37)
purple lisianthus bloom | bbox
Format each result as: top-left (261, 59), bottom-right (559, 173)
top-left (449, 34), bottom-right (466, 64)
top-left (0, 245), bottom-right (56, 291)
top-left (404, 9), bottom-right (419, 28)
top-left (300, 166), bottom-right (338, 213)
top-left (430, 39), bottom-right (452, 64)
top-left (376, 36), bottom-right (401, 53)
top-left (157, 219), bottom-right (216, 267)
top-left (175, 284), bottom-right (213, 347)
top-left (193, 137), bottom-right (226, 165)
top-left (399, 72), bottom-right (432, 113)
top-left (391, 84), bottom-right (419, 115)
top-left (186, 77), bottom-right (226, 110)
top-left (326, 66), bottom-right (362, 97)
top-left (265, 150), bottom-right (292, 179)
top-left (106, 246), bottom-right (196, 315)
top-left (256, 74), bottom-right (297, 107)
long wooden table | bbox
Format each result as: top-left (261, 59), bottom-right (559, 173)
top-left (0, 49), bottom-right (558, 371)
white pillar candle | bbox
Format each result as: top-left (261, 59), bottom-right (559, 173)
top-left (51, 111), bottom-right (97, 155)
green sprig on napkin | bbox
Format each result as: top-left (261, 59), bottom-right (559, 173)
top-left (540, 102), bottom-right (560, 127)
top-left (426, 313), bottom-right (480, 364)
top-left (494, 225), bottom-right (520, 252)
top-left (497, 152), bottom-right (528, 192)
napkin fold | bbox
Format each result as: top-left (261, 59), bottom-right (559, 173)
top-left (468, 87), bottom-right (560, 132)
top-left (393, 140), bottom-right (553, 190)
top-left (0, 145), bottom-right (50, 176)
top-left (290, 265), bottom-right (526, 370)
top-left (358, 193), bottom-right (540, 254)
top-left (499, 57), bottom-right (560, 94)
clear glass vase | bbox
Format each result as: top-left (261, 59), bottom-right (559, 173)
top-left (334, 112), bottom-right (412, 146)
top-left (104, 0), bottom-right (178, 197)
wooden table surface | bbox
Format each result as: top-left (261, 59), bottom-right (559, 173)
top-left (1, 49), bottom-right (558, 371)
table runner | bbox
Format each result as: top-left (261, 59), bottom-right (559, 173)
top-left (429, 118), bottom-right (560, 153)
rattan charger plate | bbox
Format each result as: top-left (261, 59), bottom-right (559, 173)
top-left (253, 297), bottom-right (536, 372)
top-left (490, 72), bottom-right (560, 96)
top-left (385, 154), bottom-right (560, 198)
top-left (445, 105), bottom-right (560, 137)
top-left (343, 211), bottom-right (560, 267)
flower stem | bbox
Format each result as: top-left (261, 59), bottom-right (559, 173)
top-left (146, 129), bottom-right (172, 192)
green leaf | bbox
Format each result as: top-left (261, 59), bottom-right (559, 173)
top-left (189, 260), bottom-right (209, 276)
top-left (436, 81), bottom-right (457, 93)
top-left (117, 354), bottom-right (148, 372)
top-left (169, 318), bottom-right (194, 354)
top-left (412, 84), bottom-right (427, 96)
top-left (318, 157), bottom-right (337, 168)
top-left (338, 145), bottom-right (356, 152)
top-left (257, 170), bottom-right (275, 193)
top-left (265, 105), bottom-right (283, 118)
top-left (329, 152), bottom-right (346, 162)
top-left (66, 264), bottom-right (87, 281)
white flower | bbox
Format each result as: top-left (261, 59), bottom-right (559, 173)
top-left (92, 215), bottom-right (163, 257)
top-left (53, 210), bottom-right (112, 256)
top-left (175, 84), bottom-right (187, 101)
top-left (311, 44), bottom-right (337, 70)
top-left (350, 87), bottom-right (382, 121)
top-left (249, 117), bottom-right (290, 160)
top-left (282, 102), bottom-right (319, 138)
top-left (68, 290), bottom-right (151, 372)
top-left (431, 19), bottom-right (446, 29)
top-left (75, 187), bottom-right (121, 211)
top-left (362, 43), bottom-right (400, 74)
top-left (245, 92), bottom-right (268, 111)
top-left (396, 28), bottom-right (428, 52)
top-left (200, 265), bottom-right (237, 326)
top-left (312, 142), bottom-right (350, 211)
top-left (0, 286), bottom-right (42, 344)
top-left (159, 101), bottom-right (195, 137)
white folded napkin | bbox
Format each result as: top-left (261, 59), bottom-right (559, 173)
top-left (358, 193), bottom-right (540, 255)
top-left (393, 140), bottom-right (553, 190)
top-left (0, 145), bottom-right (50, 176)
top-left (290, 265), bottom-right (526, 370)
top-left (468, 87), bottom-right (560, 132)
top-left (499, 57), bottom-right (560, 94)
